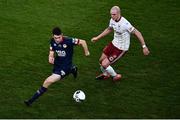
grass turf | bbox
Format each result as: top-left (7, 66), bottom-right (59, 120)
top-left (0, 0), bottom-right (180, 118)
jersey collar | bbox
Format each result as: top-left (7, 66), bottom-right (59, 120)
top-left (115, 16), bottom-right (122, 22)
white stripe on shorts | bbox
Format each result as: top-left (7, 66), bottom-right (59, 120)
top-left (110, 51), bottom-right (126, 64)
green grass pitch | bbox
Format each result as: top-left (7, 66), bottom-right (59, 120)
top-left (0, 0), bottom-right (180, 118)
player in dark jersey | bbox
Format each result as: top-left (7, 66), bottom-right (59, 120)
top-left (24, 27), bottom-right (90, 106)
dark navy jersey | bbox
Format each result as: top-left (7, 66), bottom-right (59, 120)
top-left (50, 37), bottom-right (79, 69)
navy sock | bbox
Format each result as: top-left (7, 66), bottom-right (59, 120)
top-left (28, 86), bottom-right (47, 104)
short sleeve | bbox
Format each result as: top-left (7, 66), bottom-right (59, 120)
top-left (124, 20), bottom-right (135, 33)
top-left (50, 40), bottom-right (55, 51)
top-left (72, 38), bottom-right (79, 45)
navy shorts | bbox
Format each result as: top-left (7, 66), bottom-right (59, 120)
top-left (52, 65), bottom-right (72, 79)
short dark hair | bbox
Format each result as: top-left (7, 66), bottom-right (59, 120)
top-left (52, 27), bottom-right (62, 35)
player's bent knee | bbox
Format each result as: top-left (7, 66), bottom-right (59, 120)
top-left (43, 74), bottom-right (61, 88)
top-left (101, 60), bottom-right (110, 69)
top-left (101, 62), bottom-right (108, 69)
top-left (43, 81), bottom-right (50, 88)
top-left (43, 79), bottom-right (55, 88)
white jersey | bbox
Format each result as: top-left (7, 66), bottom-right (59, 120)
top-left (109, 17), bottom-right (135, 51)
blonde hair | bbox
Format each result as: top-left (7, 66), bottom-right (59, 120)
top-left (110, 6), bottom-right (121, 14)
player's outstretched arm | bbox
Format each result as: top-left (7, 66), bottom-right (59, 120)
top-left (91, 27), bottom-right (113, 43)
top-left (78, 39), bottom-right (90, 56)
top-left (132, 28), bottom-right (150, 56)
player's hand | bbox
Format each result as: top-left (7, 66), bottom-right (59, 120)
top-left (49, 57), bottom-right (54, 64)
top-left (91, 37), bottom-right (98, 43)
top-left (85, 51), bottom-right (90, 56)
top-left (143, 47), bottom-right (150, 56)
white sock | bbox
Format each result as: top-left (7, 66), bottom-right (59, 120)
top-left (100, 66), bottom-right (108, 76)
top-left (106, 65), bottom-right (117, 77)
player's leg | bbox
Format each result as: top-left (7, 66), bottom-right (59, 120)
top-left (99, 53), bottom-right (109, 76)
top-left (105, 48), bottom-right (126, 81)
top-left (96, 53), bottom-right (110, 80)
top-left (101, 43), bottom-right (126, 81)
top-left (97, 57), bottom-right (120, 81)
top-left (101, 58), bottom-right (121, 81)
top-left (70, 65), bottom-right (78, 79)
top-left (98, 43), bottom-right (125, 81)
top-left (101, 58), bottom-right (117, 77)
top-left (43, 74), bottom-right (61, 88)
top-left (96, 42), bottom-right (118, 80)
top-left (99, 53), bottom-right (107, 62)
top-left (24, 74), bottom-right (61, 106)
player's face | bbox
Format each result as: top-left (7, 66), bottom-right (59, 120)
top-left (110, 10), bottom-right (120, 21)
top-left (53, 35), bottom-right (63, 43)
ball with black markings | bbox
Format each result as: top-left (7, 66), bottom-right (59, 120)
top-left (73, 90), bottom-right (86, 102)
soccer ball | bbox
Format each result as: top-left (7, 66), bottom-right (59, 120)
top-left (73, 90), bottom-right (86, 102)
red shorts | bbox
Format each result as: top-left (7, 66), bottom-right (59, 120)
top-left (103, 42), bottom-right (126, 64)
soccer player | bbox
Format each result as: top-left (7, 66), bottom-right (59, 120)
top-left (24, 27), bottom-right (90, 106)
top-left (91, 6), bottom-right (150, 81)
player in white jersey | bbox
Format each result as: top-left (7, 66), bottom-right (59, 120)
top-left (91, 6), bottom-right (150, 81)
